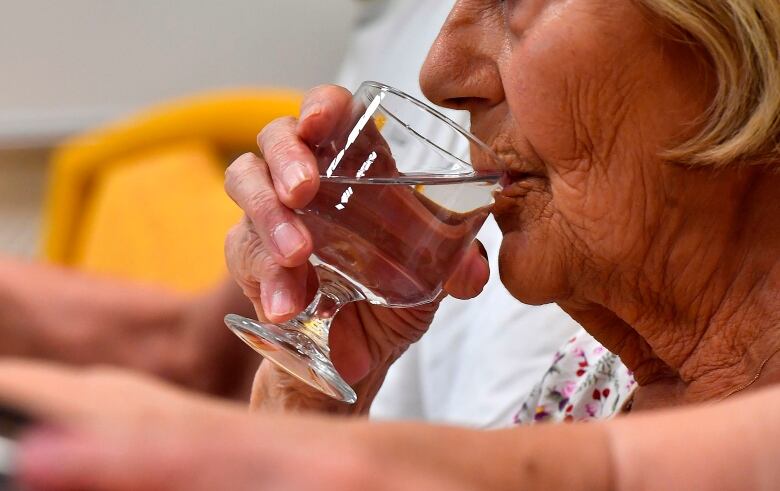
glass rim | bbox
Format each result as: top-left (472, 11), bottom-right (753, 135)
top-left (317, 172), bottom-right (503, 184)
top-left (360, 81), bottom-right (503, 171)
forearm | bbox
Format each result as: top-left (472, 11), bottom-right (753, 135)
top-left (609, 386), bottom-right (780, 490)
top-left (0, 257), bottom-right (186, 364)
top-left (359, 386), bottom-right (780, 490)
top-left (356, 421), bottom-right (614, 491)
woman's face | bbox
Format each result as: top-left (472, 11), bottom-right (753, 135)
top-left (421, 0), bottom-right (716, 308)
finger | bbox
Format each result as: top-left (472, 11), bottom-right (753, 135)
top-left (225, 153), bottom-right (312, 268)
top-left (225, 220), bottom-right (309, 322)
top-left (444, 241), bottom-right (490, 300)
top-left (0, 361), bottom-right (209, 431)
top-left (17, 414), bottom-right (288, 491)
top-left (17, 425), bottom-right (183, 491)
top-left (296, 84), bottom-right (354, 146)
top-left (17, 427), bottom-right (110, 491)
top-left (258, 117), bottom-right (320, 209)
top-left (298, 84), bottom-right (399, 180)
top-left (0, 360), bottom-right (85, 423)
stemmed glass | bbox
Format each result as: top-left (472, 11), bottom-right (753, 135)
top-left (225, 82), bottom-right (502, 403)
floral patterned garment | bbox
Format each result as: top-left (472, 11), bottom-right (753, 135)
top-left (514, 330), bottom-right (637, 425)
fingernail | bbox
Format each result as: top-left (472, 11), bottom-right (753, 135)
top-left (283, 162), bottom-right (313, 194)
top-left (300, 103), bottom-right (323, 122)
top-left (271, 222), bottom-right (305, 258)
top-left (270, 290), bottom-right (295, 317)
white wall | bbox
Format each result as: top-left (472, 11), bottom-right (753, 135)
top-left (0, 0), bottom-right (357, 147)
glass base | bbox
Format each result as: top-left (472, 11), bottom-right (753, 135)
top-left (224, 314), bottom-right (357, 404)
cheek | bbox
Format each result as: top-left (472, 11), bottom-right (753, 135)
top-left (501, 1), bottom-right (665, 169)
top-left (498, 225), bottom-right (573, 306)
top-left (548, 169), bottom-right (608, 233)
top-left (548, 162), bottom-right (657, 268)
top-left (495, 166), bottom-right (655, 305)
top-left (502, 18), bottom-right (604, 165)
top-left (503, 61), bottom-right (573, 163)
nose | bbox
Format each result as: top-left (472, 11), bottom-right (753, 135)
top-left (420, 3), bottom-right (504, 113)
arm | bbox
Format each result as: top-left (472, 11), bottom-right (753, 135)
top-left (608, 388), bottom-right (780, 490)
top-left (0, 256), bottom-right (185, 362)
top-left (360, 388), bottom-right (780, 490)
top-left (3, 362), bottom-right (778, 491)
top-left (0, 257), bottom-right (257, 397)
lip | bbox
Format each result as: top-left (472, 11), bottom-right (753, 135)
top-left (474, 133), bottom-right (547, 188)
top-left (499, 170), bottom-right (546, 195)
top-left (489, 145), bottom-right (546, 183)
top-left (499, 171), bottom-right (540, 187)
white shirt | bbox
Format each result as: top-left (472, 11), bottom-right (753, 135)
top-left (338, 0), bottom-right (582, 428)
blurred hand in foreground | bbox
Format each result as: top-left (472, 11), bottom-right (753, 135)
top-left (2, 360), bottom-right (779, 491)
top-left (0, 361), bottom-right (477, 491)
top-left (0, 258), bottom-right (257, 400)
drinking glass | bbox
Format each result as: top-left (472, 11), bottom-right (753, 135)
top-left (225, 81), bottom-right (502, 403)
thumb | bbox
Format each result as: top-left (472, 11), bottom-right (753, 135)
top-left (443, 241), bottom-right (490, 300)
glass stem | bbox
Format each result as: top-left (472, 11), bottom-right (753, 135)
top-left (291, 265), bottom-right (364, 354)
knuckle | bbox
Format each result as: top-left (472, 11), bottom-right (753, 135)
top-left (225, 223), bottom-right (249, 268)
top-left (303, 84), bottom-right (332, 99)
top-left (258, 117), bottom-right (297, 147)
top-left (304, 84), bottom-right (351, 108)
top-left (224, 154), bottom-right (263, 192)
top-left (247, 242), bottom-right (278, 279)
top-left (304, 83), bottom-right (341, 99)
top-left (225, 222), bottom-right (245, 249)
top-left (229, 152), bottom-right (259, 173)
top-left (265, 136), bottom-right (303, 165)
top-left (226, 222), bottom-right (276, 285)
top-left (244, 190), bottom-right (285, 225)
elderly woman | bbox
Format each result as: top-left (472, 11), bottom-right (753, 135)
top-left (0, 0), bottom-right (779, 489)
top-left (229, 0), bottom-right (780, 412)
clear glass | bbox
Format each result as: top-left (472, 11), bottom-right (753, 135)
top-left (225, 82), bottom-right (502, 403)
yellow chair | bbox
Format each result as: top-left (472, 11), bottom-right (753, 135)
top-left (42, 89), bottom-right (303, 292)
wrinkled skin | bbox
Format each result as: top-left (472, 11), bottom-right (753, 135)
top-left (227, 0), bottom-right (779, 411)
top-left (224, 89), bottom-right (490, 412)
top-left (421, 0), bottom-right (779, 405)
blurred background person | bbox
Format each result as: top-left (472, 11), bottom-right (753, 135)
top-left (0, 3), bottom-right (357, 392)
top-left (0, 2), bottom-right (343, 400)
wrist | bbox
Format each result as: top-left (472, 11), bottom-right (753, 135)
top-left (249, 354), bottom-right (396, 416)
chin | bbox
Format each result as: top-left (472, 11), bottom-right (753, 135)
top-left (497, 230), bottom-right (570, 307)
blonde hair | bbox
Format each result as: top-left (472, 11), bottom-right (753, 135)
top-left (640, 0), bottom-right (780, 167)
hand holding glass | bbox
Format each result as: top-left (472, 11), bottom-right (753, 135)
top-left (225, 82), bottom-right (502, 403)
